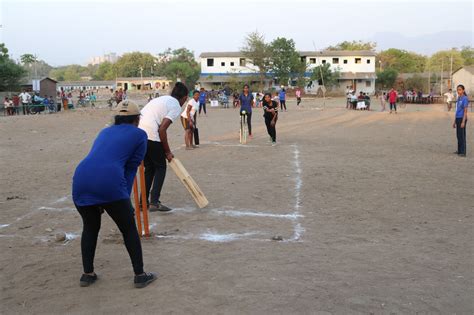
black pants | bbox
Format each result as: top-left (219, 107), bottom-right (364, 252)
top-left (199, 102), bottom-right (206, 114)
top-left (144, 140), bottom-right (167, 205)
top-left (22, 103), bottom-right (28, 115)
top-left (241, 111), bottom-right (252, 135)
top-left (265, 115), bottom-right (276, 142)
top-left (390, 102), bottom-right (397, 111)
top-left (280, 100), bottom-right (286, 111)
top-left (76, 199), bottom-right (144, 275)
top-left (297, 97), bottom-right (301, 106)
top-left (456, 118), bottom-right (467, 155)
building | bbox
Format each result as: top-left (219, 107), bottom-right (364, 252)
top-left (198, 50), bottom-right (376, 94)
top-left (21, 77), bottom-right (57, 97)
top-left (88, 53), bottom-right (119, 65)
top-left (57, 81), bottom-right (116, 92)
top-left (115, 77), bottom-right (171, 91)
top-left (452, 66), bottom-right (474, 95)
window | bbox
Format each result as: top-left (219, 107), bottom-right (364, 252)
top-left (221, 62), bottom-right (225, 66)
top-left (301, 57), bottom-right (306, 63)
top-left (366, 80), bottom-right (371, 87)
top-left (207, 58), bottom-right (214, 67)
top-left (332, 58), bottom-right (339, 64)
top-left (343, 59), bottom-right (348, 64)
top-left (322, 59), bottom-right (328, 64)
top-left (240, 58), bottom-right (246, 66)
top-left (230, 62), bottom-right (235, 66)
top-left (318, 79), bottom-right (323, 85)
top-left (366, 59), bottom-right (371, 64)
top-left (355, 58), bottom-right (361, 64)
top-left (309, 58), bottom-right (316, 64)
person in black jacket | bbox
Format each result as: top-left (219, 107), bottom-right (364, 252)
top-left (262, 92), bottom-right (279, 146)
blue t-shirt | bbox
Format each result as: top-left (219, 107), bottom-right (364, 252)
top-left (239, 93), bottom-right (254, 113)
top-left (456, 95), bottom-right (469, 118)
top-left (199, 92), bottom-right (207, 103)
top-left (72, 124), bottom-right (147, 206)
top-left (279, 90), bottom-right (286, 101)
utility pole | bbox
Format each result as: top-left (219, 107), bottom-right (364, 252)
top-left (449, 51), bottom-right (453, 90)
top-left (440, 59), bottom-right (443, 95)
top-left (139, 66), bottom-right (144, 91)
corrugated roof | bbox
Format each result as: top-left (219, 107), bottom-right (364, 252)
top-left (116, 77), bottom-right (169, 81)
top-left (57, 80), bottom-right (115, 86)
top-left (200, 50), bottom-right (376, 58)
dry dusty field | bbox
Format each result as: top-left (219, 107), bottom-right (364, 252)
top-left (0, 98), bottom-right (473, 314)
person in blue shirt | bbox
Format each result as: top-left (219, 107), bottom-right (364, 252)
top-left (239, 84), bottom-right (254, 138)
top-left (452, 84), bottom-right (469, 157)
top-left (279, 88), bottom-right (287, 111)
top-left (198, 87), bottom-right (207, 115)
top-left (72, 101), bottom-right (157, 288)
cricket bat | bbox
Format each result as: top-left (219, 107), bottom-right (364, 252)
top-left (169, 158), bottom-right (209, 208)
top-left (193, 127), bottom-right (200, 146)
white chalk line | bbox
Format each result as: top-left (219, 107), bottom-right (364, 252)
top-left (289, 144), bottom-right (305, 241)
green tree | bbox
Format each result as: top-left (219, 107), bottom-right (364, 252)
top-left (426, 49), bottom-right (464, 72)
top-left (0, 44), bottom-right (27, 91)
top-left (114, 52), bottom-right (158, 77)
top-left (158, 48), bottom-right (200, 89)
top-left (404, 74), bottom-right (427, 91)
top-left (310, 63), bottom-right (340, 89)
top-left (241, 31), bottom-right (271, 89)
top-left (326, 40), bottom-right (376, 51)
top-left (49, 64), bottom-right (90, 81)
top-left (377, 49), bottom-right (427, 73)
top-left (460, 46), bottom-right (474, 66)
top-left (376, 68), bottom-right (398, 89)
top-left (93, 61), bottom-right (116, 80)
top-left (269, 37), bottom-right (305, 87)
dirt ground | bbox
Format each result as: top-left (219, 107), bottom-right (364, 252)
top-left (0, 97), bottom-right (473, 314)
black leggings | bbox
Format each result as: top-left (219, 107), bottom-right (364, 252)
top-left (280, 100), bottom-right (286, 111)
top-left (76, 199), bottom-right (144, 275)
top-left (241, 111), bottom-right (252, 135)
top-left (456, 118), bottom-right (467, 155)
top-left (144, 140), bottom-right (167, 205)
top-left (265, 115), bottom-right (276, 141)
top-left (390, 102), bottom-right (397, 111)
top-left (199, 102), bottom-right (206, 114)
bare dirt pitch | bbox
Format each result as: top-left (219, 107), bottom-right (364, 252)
top-left (0, 98), bottom-right (472, 314)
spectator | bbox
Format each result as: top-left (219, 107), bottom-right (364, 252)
top-left (388, 88), bottom-right (398, 114)
top-left (444, 89), bottom-right (455, 112)
top-left (12, 94), bottom-right (20, 115)
top-left (19, 90), bottom-right (31, 115)
top-left (3, 97), bottom-right (14, 116)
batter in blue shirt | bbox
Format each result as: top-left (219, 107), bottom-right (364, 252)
top-left (239, 84), bottom-right (254, 137)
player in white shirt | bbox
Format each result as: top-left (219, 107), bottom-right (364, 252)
top-left (444, 89), bottom-right (455, 112)
top-left (180, 90), bottom-right (199, 150)
top-left (138, 82), bottom-right (189, 212)
top-left (19, 90), bottom-right (31, 115)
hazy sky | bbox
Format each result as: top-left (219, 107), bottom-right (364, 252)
top-left (0, 0), bottom-right (472, 66)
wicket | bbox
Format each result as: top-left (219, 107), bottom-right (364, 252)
top-left (132, 162), bottom-right (150, 237)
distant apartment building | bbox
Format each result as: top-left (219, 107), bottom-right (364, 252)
top-left (198, 50), bottom-right (376, 94)
top-left (88, 53), bottom-right (119, 65)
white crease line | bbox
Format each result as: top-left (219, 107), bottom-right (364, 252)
top-left (38, 206), bottom-right (75, 211)
top-left (52, 196), bottom-right (69, 204)
top-left (0, 224), bottom-right (10, 229)
top-left (213, 209), bottom-right (303, 220)
top-left (290, 144), bottom-right (305, 241)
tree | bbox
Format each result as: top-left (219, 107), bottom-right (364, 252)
top-left (310, 63), bottom-right (340, 89)
top-left (377, 49), bottom-right (427, 73)
top-left (49, 64), bottom-right (90, 81)
top-left (159, 48), bottom-right (200, 89)
top-left (376, 68), bottom-right (398, 89)
top-left (426, 49), bottom-right (464, 72)
top-left (0, 44), bottom-right (27, 91)
top-left (114, 52), bottom-right (158, 77)
top-left (269, 37), bottom-right (304, 86)
top-left (241, 31), bottom-right (271, 89)
top-left (460, 46), bottom-right (474, 66)
top-left (93, 61), bottom-right (116, 80)
top-left (404, 74), bottom-right (426, 91)
top-left (326, 40), bottom-right (376, 51)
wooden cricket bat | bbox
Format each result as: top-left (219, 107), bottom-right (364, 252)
top-left (169, 158), bottom-right (209, 208)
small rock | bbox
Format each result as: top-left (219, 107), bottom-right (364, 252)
top-left (45, 227), bottom-right (53, 232)
top-left (271, 235), bottom-right (283, 241)
top-left (55, 232), bottom-right (67, 242)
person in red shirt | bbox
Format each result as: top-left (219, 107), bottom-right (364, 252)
top-left (12, 94), bottom-right (20, 115)
top-left (388, 88), bottom-right (398, 114)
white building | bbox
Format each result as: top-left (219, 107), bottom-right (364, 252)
top-left (88, 53), bottom-right (119, 66)
top-left (452, 66), bottom-right (474, 96)
top-left (198, 50), bottom-right (376, 94)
